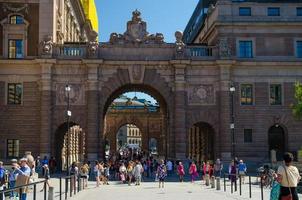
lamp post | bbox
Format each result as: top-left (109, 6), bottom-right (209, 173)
top-left (229, 85), bottom-right (236, 161)
top-left (65, 85), bottom-right (72, 174)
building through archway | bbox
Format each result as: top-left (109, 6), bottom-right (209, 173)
top-left (188, 122), bottom-right (215, 164)
top-left (102, 85), bottom-right (167, 159)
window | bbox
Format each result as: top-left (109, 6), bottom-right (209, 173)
top-left (240, 84), bottom-right (253, 105)
top-left (239, 7), bottom-right (251, 16)
top-left (268, 8), bottom-right (280, 16)
top-left (239, 41), bottom-right (253, 58)
top-left (7, 83), bottom-right (22, 105)
top-left (297, 7), bottom-right (302, 16)
top-left (10, 15), bottom-right (24, 24)
top-left (244, 129), bottom-right (253, 143)
top-left (7, 139), bottom-right (19, 158)
top-left (9, 39), bottom-right (24, 58)
top-left (297, 41), bottom-right (302, 58)
top-left (270, 84), bottom-right (282, 105)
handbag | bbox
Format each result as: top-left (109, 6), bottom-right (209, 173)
top-left (270, 181), bottom-right (280, 200)
top-left (281, 166), bottom-right (292, 200)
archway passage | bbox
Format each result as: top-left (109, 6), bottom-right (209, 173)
top-left (188, 122), bottom-right (215, 164)
top-left (103, 84), bottom-right (168, 159)
top-left (55, 123), bottom-right (86, 171)
top-left (268, 125), bottom-right (287, 161)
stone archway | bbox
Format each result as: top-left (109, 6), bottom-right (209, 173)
top-left (99, 71), bottom-right (172, 159)
top-left (188, 122), bottom-right (215, 165)
top-left (268, 124), bottom-right (288, 161)
top-left (54, 122), bottom-right (86, 171)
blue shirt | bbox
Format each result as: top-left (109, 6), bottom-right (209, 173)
top-left (16, 165), bottom-right (31, 176)
top-left (0, 167), bottom-right (5, 180)
top-left (238, 163), bottom-right (247, 172)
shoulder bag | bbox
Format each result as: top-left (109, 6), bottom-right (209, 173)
top-left (281, 166), bottom-right (293, 200)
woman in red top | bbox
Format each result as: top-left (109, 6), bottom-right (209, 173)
top-left (189, 161), bottom-right (198, 183)
top-left (177, 162), bottom-right (185, 182)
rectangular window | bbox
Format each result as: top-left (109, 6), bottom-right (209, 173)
top-left (239, 41), bottom-right (253, 58)
top-left (268, 7), bottom-right (280, 16)
top-left (7, 83), bottom-right (22, 105)
top-left (297, 7), bottom-right (302, 16)
top-left (297, 41), bottom-right (302, 58)
top-left (244, 129), bottom-right (253, 143)
top-left (239, 7), bottom-right (251, 16)
top-left (270, 84), bottom-right (282, 105)
top-left (8, 39), bottom-right (24, 58)
top-left (7, 139), bottom-right (19, 158)
top-left (240, 84), bottom-right (253, 105)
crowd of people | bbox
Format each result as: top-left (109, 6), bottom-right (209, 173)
top-left (0, 151), bottom-right (301, 200)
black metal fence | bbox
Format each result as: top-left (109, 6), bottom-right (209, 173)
top-left (60, 175), bottom-right (87, 200)
top-left (0, 179), bottom-right (48, 200)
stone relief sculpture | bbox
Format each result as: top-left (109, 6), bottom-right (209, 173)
top-left (188, 85), bottom-right (215, 105)
top-left (129, 65), bottom-right (145, 84)
top-left (41, 35), bottom-right (53, 55)
top-left (218, 38), bottom-right (232, 58)
top-left (109, 10), bottom-right (165, 45)
top-left (56, 84), bottom-right (85, 105)
top-left (175, 31), bottom-right (186, 58)
top-left (88, 31), bottom-right (99, 57)
top-left (3, 3), bottom-right (29, 14)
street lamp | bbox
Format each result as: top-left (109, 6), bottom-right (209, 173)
top-left (65, 85), bottom-right (72, 174)
top-left (229, 85), bottom-right (236, 161)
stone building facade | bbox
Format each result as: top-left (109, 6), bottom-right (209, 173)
top-left (0, 1), bottom-right (302, 165)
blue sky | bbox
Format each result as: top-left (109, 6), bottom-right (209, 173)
top-left (95, 0), bottom-right (198, 42)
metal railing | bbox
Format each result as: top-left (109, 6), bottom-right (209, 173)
top-left (0, 179), bottom-right (48, 200)
top-left (60, 175), bottom-right (87, 200)
top-left (53, 44), bottom-right (88, 59)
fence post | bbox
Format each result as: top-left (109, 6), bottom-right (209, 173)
top-left (231, 181), bottom-right (233, 194)
top-left (261, 176), bottom-right (264, 200)
top-left (44, 181), bottom-right (47, 200)
top-left (33, 184), bottom-right (37, 200)
top-left (249, 176), bottom-right (252, 198)
top-left (216, 177), bottom-right (221, 190)
top-left (224, 174), bottom-right (226, 192)
top-left (48, 186), bottom-right (54, 200)
top-left (60, 177), bottom-right (62, 200)
top-left (65, 178), bottom-right (68, 200)
top-left (239, 175), bottom-right (242, 196)
top-left (78, 176), bottom-right (81, 192)
top-left (19, 188), bottom-right (22, 200)
top-left (235, 174), bottom-right (237, 192)
top-left (70, 177), bottom-right (72, 197)
top-left (211, 176), bottom-right (215, 188)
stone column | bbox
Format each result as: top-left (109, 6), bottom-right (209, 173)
top-left (217, 60), bottom-right (234, 161)
top-left (173, 63), bottom-right (187, 159)
top-left (38, 60), bottom-right (55, 158)
top-left (86, 62), bottom-right (100, 161)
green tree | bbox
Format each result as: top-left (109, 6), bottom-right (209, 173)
top-left (292, 82), bottom-right (302, 120)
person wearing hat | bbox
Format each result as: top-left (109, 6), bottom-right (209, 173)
top-left (8, 159), bottom-right (19, 199)
top-left (14, 158), bottom-right (31, 200)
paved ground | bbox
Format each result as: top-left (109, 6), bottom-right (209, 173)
top-left (6, 175), bottom-right (302, 200)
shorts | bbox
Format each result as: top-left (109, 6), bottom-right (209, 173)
top-left (159, 178), bottom-right (165, 182)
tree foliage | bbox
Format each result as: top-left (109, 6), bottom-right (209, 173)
top-left (292, 82), bottom-right (302, 120)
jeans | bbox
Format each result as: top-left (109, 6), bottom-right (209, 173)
top-left (9, 181), bottom-right (17, 198)
top-left (21, 193), bottom-right (27, 200)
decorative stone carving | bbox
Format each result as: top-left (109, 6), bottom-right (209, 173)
top-left (129, 65), bottom-right (145, 84)
top-left (188, 85), bottom-right (215, 105)
top-left (109, 10), bottom-right (165, 45)
top-left (56, 83), bottom-right (85, 105)
top-left (218, 38), bottom-right (231, 58)
top-left (88, 31), bottom-right (99, 57)
top-left (41, 35), bottom-right (53, 55)
top-left (175, 31), bottom-right (186, 58)
top-left (3, 3), bottom-right (29, 14)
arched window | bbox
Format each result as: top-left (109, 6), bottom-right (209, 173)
top-left (10, 15), bottom-right (24, 24)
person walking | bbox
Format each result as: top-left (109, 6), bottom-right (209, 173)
top-left (40, 164), bottom-right (51, 192)
top-left (156, 160), bottom-right (167, 188)
top-left (214, 159), bottom-right (223, 178)
top-left (119, 163), bottom-right (127, 184)
top-left (133, 161), bottom-right (143, 186)
top-left (189, 161), bottom-right (198, 183)
top-left (177, 162), bottom-right (185, 182)
top-left (8, 159), bottom-right (18, 199)
top-left (277, 152), bottom-right (301, 200)
top-left (48, 157), bottom-right (57, 175)
top-left (127, 161), bottom-right (134, 186)
top-left (69, 162), bottom-right (79, 193)
top-left (238, 160), bottom-right (247, 184)
top-left (166, 160), bottom-right (173, 176)
top-left (229, 160), bottom-right (237, 185)
top-left (93, 161), bottom-right (100, 187)
top-left (80, 163), bottom-right (89, 188)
